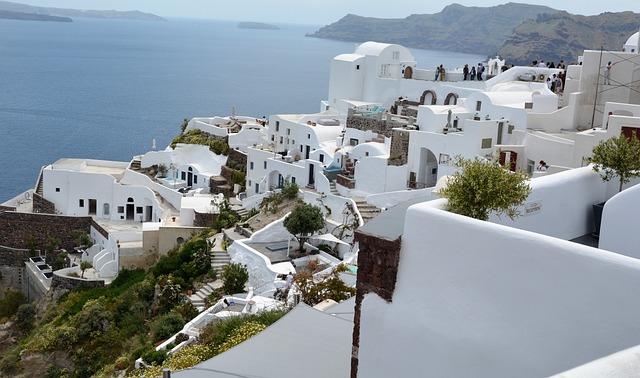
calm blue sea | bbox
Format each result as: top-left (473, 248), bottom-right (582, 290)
top-left (0, 17), bottom-right (484, 202)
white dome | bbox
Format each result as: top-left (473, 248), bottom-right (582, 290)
top-left (623, 32), bottom-right (639, 52)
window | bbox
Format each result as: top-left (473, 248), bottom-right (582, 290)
top-left (319, 154), bottom-right (324, 163)
top-left (55, 187), bottom-right (60, 192)
top-left (286, 128), bottom-right (290, 135)
top-left (194, 175), bottom-right (198, 184)
top-left (250, 162), bottom-right (254, 170)
top-left (392, 51), bottom-right (400, 60)
top-left (275, 121), bottom-right (280, 131)
top-left (263, 161), bottom-right (267, 169)
top-left (280, 136), bottom-right (283, 144)
top-left (356, 64), bottom-right (360, 70)
top-left (136, 206), bottom-right (143, 214)
top-left (255, 183), bottom-right (259, 193)
top-left (481, 138), bottom-right (492, 149)
top-left (508, 125), bottom-right (515, 134)
top-left (307, 134), bottom-right (310, 139)
top-left (177, 237), bottom-right (185, 245)
top-left (380, 64), bottom-right (388, 76)
top-left (350, 138), bottom-right (359, 146)
top-left (117, 206), bottom-right (124, 213)
top-left (476, 101), bottom-right (482, 111)
top-left (365, 152), bottom-right (369, 157)
top-left (291, 139), bottom-right (295, 145)
top-left (524, 102), bottom-right (533, 109)
top-left (271, 135), bottom-right (275, 141)
top-left (103, 203), bottom-right (110, 215)
top-left (79, 199), bottom-right (84, 207)
top-left (181, 172), bottom-right (186, 180)
top-left (291, 177), bottom-right (296, 183)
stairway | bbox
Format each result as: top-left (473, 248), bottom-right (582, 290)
top-left (329, 181), bottom-right (340, 196)
top-left (130, 159), bottom-right (141, 171)
top-left (187, 233), bottom-right (231, 312)
top-left (211, 250), bottom-right (232, 271)
top-left (354, 199), bottom-right (381, 223)
top-left (188, 280), bottom-right (223, 312)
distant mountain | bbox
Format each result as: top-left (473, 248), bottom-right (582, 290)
top-left (238, 22), bottom-right (279, 30)
top-left (497, 11), bottom-right (640, 65)
top-left (0, 1), bottom-right (165, 21)
top-left (0, 9), bottom-right (71, 21)
top-left (306, 3), bottom-right (557, 56)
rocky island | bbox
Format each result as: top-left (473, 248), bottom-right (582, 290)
top-left (0, 0), bottom-right (165, 21)
top-left (238, 21), bottom-right (279, 30)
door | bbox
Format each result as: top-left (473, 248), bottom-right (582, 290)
top-left (308, 164), bottom-right (315, 186)
top-left (187, 167), bottom-right (193, 187)
top-left (126, 204), bottom-right (135, 220)
top-left (88, 199), bottom-right (97, 215)
top-left (305, 145), bottom-right (310, 160)
top-left (499, 150), bottom-right (517, 172)
top-left (145, 206), bottom-right (153, 222)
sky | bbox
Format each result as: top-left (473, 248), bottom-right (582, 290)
top-left (19, 0), bottom-right (639, 25)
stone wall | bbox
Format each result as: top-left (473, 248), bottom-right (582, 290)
top-left (91, 219), bottom-right (109, 239)
top-left (227, 148), bottom-right (247, 171)
top-left (51, 273), bottom-right (105, 291)
top-left (0, 205), bottom-right (16, 212)
top-left (388, 129), bottom-right (410, 167)
top-left (346, 115), bottom-right (405, 138)
top-left (32, 192), bottom-right (56, 214)
top-left (194, 211), bottom-right (217, 228)
top-left (0, 246), bottom-right (31, 292)
top-left (0, 212), bottom-right (92, 257)
top-left (337, 174), bottom-right (356, 189)
top-left (351, 230), bottom-right (402, 378)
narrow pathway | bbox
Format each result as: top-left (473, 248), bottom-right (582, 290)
top-left (187, 232), bottom-right (230, 312)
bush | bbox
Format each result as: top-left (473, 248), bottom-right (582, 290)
top-left (15, 303), bottom-right (36, 333)
top-left (0, 347), bottom-right (21, 375)
top-left (152, 313), bottom-right (185, 343)
top-left (221, 263), bottom-right (249, 295)
top-left (0, 289), bottom-right (26, 318)
top-left (281, 176), bottom-right (299, 199)
top-left (142, 349), bottom-right (167, 366)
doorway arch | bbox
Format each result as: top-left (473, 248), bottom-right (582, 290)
top-left (403, 66), bottom-right (413, 79)
top-left (444, 92), bottom-right (459, 105)
top-left (420, 90), bottom-right (437, 105)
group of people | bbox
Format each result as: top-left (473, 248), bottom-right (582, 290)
top-left (532, 59), bottom-right (566, 69)
top-left (534, 59), bottom-right (567, 93)
top-left (434, 64), bottom-right (446, 81)
top-left (462, 62), bottom-right (485, 81)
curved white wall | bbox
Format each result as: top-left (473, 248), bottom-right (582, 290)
top-left (598, 184), bottom-right (640, 259)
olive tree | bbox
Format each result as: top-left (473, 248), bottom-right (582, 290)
top-left (439, 156), bottom-right (532, 221)
top-left (283, 203), bottom-right (325, 252)
top-left (590, 132), bottom-right (640, 192)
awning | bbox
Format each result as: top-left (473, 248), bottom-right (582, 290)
top-left (311, 233), bottom-right (350, 246)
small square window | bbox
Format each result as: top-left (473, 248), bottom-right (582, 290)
top-left (181, 172), bottom-right (186, 180)
top-left (286, 128), bottom-right (290, 135)
top-left (319, 154), bottom-right (324, 162)
top-left (481, 138), bottom-right (492, 149)
top-left (356, 64), bottom-right (360, 70)
top-left (275, 121), bottom-right (280, 131)
top-left (79, 199), bottom-right (84, 207)
top-left (136, 207), bottom-right (143, 214)
top-left (118, 206), bottom-right (124, 213)
top-left (291, 177), bottom-right (296, 183)
top-left (263, 161), bottom-right (267, 169)
top-left (307, 134), bottom-right (311, 139)
top-left (524, 102), bottom-right (533, 109)
top-left (291, 139), bottom-right (295, 145)
top-left (508, 125), bottom-right (515, 134)
top-left (250, 162), bottom-right (254, 170)
top-left (194, 175), bottom-right (198, 184)
top-left (55, 187), bottom-right (60, 192)
top-left (365, 152), bottom-right (369, 157)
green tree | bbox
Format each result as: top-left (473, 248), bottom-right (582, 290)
top-left (281, 176), bottom-right (299, 200)
top-left (283, 203), bottom-right (325, 251)
top-left (439, 156), bottom-right (532, 221)
top-left (590, 132), bottom-right (640, 192)
top-left (15, 304), bottom-right (35, 333)
top-left (80, 261), bottom-right (93, 278)
top-left (0, 289), bottom-right (26, 319)
top-left (294, 265), bottom-right (356, 306)
top-left (221, 263), bottom-right (249, 295)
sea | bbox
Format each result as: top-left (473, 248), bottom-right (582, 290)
top-left (0, 17), bottom-right (484, 203)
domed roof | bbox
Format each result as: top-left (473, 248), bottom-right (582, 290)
top-left (623, 32), bottom-right (639, 51)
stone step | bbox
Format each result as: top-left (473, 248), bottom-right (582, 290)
top-left (208, 280), bottom-right (223, 290)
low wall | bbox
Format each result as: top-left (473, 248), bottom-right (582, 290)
top-left (51, 271), bottom-right (105, 291)
top-left (32, 192), bottom-right (56, 214)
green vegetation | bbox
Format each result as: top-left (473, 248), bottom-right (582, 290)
top-left (133, 309), bottom-right (288, 378)
top-left (212, 199), bottom-right (239, 231)
top-left (221, 263), bottom-right (249, 295)
top-left (79, 261), bottom-right (93, 278)
top-left (590, 132), bottom-right (640, 192)
top-left (283, 203), bottom-right (325, 251)
top-left (0, 289), bottom-right (26, 320)
top-left (439, 156), bottom-right (532, 221)
top-left (152, 233), bottom-right (211, 288)
top-left (170, 129), bottom-right (229, 155)
top-left (294, 264), bottom-right (356, 306)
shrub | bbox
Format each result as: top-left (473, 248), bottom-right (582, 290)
top-left (15, 303), bottom-right (36, 333)
top-left (152, 313), bottom-right (185, 343)
top-left (142, 349), bottom-right (167, 366)
top-left (221, 263), bottom-right (249, 295)
top-left (281, 176), bottom-right (299, 199)
top-left (0, 289), bottom-right (26, 318)
top-left (215, 321), bottom-right (266, 354)
top-left (0, 347), bottom-right (21, 375)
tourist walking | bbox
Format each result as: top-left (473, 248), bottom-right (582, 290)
top-left (477, 63), bottom-right (484, 81)
top-left (463, 64), bottom-right (469, 80)
top-left (470, 65), bottom-right (476, 80)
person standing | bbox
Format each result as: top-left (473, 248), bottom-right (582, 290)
top-left (604, 61), bottom-right (617, 85)
top-left (558, 60), bottom-right (565, 70)
top-left (477, 63), bottom-right (484, 81)
top-left (434, 65), bottom-right (440, 81)
top-left (463, 64), bottom-right (469, 80)
top-left (439, 65), bottom-right (445, 81)
top-left (470, 65), bottom-right (476, 80)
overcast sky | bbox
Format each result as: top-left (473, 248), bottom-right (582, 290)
top-left (21, 1), bottom-right (638, 25)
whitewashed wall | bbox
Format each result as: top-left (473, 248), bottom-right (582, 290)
top-left (357, 203), bottom-right (640, 378)
top-left (599, 183), bottom-right (640, 259)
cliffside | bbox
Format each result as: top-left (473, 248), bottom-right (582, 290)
top-left (0, 1), bottom-right (165, 21)
top-left (0, 9), bottom-right (71, 21)
top-left (306, 3), bottom-right (557, 56)
top-left (497, 11), bottom-right (640, 65)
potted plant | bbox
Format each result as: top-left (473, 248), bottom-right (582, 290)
top-left (589, 131), bottom-right (640, 235)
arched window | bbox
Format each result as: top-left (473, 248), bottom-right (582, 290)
top-left (177, 237), bottom-right (185, 245)
top-left (127, 197), bottom-right (134, 202)
top-left (103, 203), bottom-right (110, 215)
